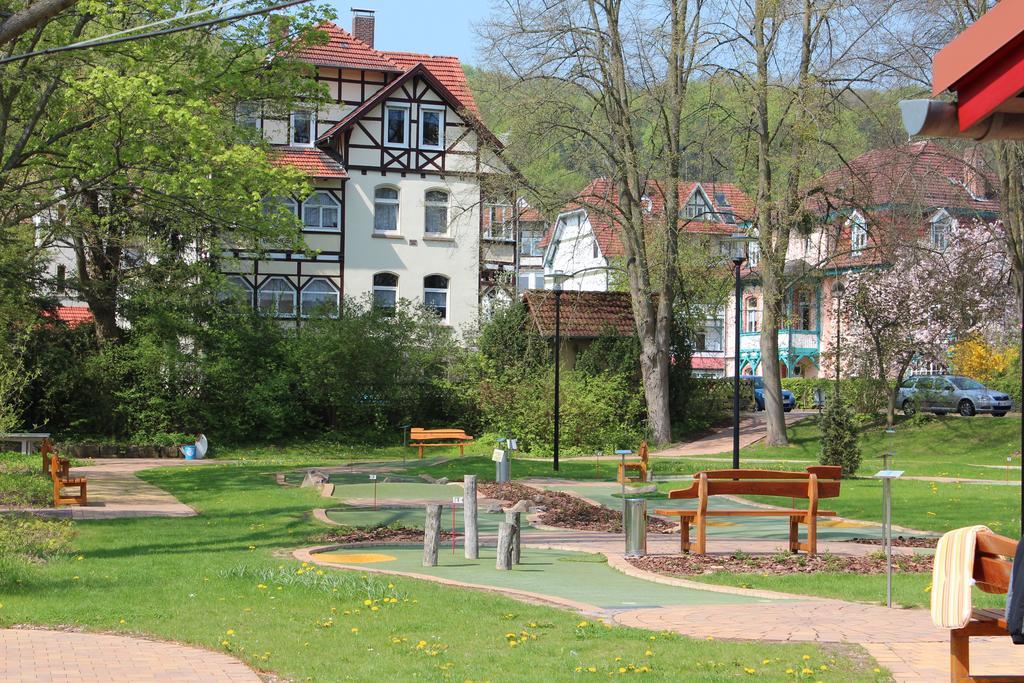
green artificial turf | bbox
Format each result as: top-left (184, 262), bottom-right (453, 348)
top-left (0, 461), bottom-right (887, 682)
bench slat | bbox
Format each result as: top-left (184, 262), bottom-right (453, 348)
top-left (696, 467), bottom-right (841, 481)
top-left (654, 508), bottom-right (837, 517)
top-left (668, 480), bottom-right (841, 499)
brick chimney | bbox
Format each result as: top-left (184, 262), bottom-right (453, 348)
top-left (963, 145), bottom-right (988, 199)
top-left (352, 8), bottom-right (375, 47)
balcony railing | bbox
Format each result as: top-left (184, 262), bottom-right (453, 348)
top-left (740, 329), bottom-right (819, 351)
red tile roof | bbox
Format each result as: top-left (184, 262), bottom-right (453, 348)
top-left (812, 141), bottom-right (999, 215)
top-left (691, 356), bottom-right (725, 370)
top-left (383, 52), bottom-right (480, 115)
top-left (44, 305), bottom-right (93, 328)
top-left (292, 23), bottom-right (401, 71)
top-left (269, 146), bottom-right (347, 178)
top-left (523, 290), bottom-right (635, 339)
top-left (540, 178), bottom-right (754, 257)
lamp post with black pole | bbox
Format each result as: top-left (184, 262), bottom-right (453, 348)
top-left (731, 254), bottom-right (746, 469)
top-left (552, 271), bottom-right (564, 472)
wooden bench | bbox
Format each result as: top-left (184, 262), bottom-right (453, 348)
top-left (949, 531), bottom-right (1023, 683)
top-left (653, 466), bottom-right (842, 556)
top-left (409, 428), bottom-right (474, 460)
top-left (49, 453), bottom-right (87, 506)
top-left (40, 438), bottom-right (56, 475)
top-left (617, 441), bottom-right (649, 483)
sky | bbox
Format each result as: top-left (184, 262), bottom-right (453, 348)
top-left (327, 1), bottom-right (492, 66)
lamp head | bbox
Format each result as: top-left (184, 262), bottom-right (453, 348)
top-left (547, 270), bottom-right (566, 292)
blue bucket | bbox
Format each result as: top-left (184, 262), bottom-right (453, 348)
top-left (182, 445), bottom-right (196, 460)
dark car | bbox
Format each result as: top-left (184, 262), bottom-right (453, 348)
top-left (897, 375), bottom-right (1013, 417)
top-left (743, 376), bottom-right (795, 412)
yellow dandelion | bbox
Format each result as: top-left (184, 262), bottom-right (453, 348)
top-left (364, 599), bottom-right (373, 607)
top-left (226, 629), bottom-right (235, 636)
top-left (802, 655), bottom-right (812, 661)
top-left (618, 667), bottom-right (627, 673)
top-left (744, 668), bottom-right (756, 674)
top-left (350, 628), bottom-right (358, 634)
top-left (119, 619), bottom-right (126, 625)
top-left (645, 650), bottom-right (653, 656)
top-left (578, 621), bottom-right (589, 628)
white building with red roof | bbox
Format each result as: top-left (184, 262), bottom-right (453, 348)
top-left (225, 10), bottom-right (512, 329)
top-left (540, 177), bottom-right (754, 377)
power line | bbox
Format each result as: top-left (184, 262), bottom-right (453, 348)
top-left (0, 0), bottom-right (310, 66)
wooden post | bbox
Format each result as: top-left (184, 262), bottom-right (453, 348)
top-left (423, 504), bottom-right (441, 567)
top-left (504, 510), bottom-right (521, 564)
top-left (464, 475), bottom-right (479, 560)
top-left (496, 522), bottom-right (514, 570)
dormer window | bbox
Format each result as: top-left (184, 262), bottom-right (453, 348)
top-left (683, 189), bottom-right (714, 221)
top-left (385, 104), bottom-right (410, 147)
top-left (236, 102), bottom-right (261, 131)
top-left (291, 110), bottom-right (313, 147)
top-left (419, 105), bottom-right (445, 149)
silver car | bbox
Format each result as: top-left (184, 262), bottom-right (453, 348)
top-left (897, 375), bottom-right (1013, 417)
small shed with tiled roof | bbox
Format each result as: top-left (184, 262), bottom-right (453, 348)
top-left (522, 290), bottom-right (635, 368)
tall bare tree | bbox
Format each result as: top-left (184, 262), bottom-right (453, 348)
top-left (707, 0), bottom-right (894, 445)
top-left (479, 0), bottom-right (708, 444)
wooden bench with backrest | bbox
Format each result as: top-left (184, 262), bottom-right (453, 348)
top-left (409, 428), bottom-right (474, 460)
top-left (40, 438), bottom-right (57, 474)
top-left (617, 441), bottom-right (650, 484)
top-left (653, 466), bottom-right (842, 556)
top-left (949, 531), bottom-right (1023, 683)
top-left (49, 452), bottom-right (87, 506)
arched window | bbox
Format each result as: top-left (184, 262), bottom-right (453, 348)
top-left (258, 277), bottom-right (296, 318)
top-left (850, 212), bottom-right (867, 256)
top-left (423, 275), bottom-right (449, 321)
top-left (374, 187), bottom-right (399, 234)
top-left (302, 191), bottom-right (340, 231)
top-left (424, 190), bottom-right (449, 235)
top-left (300, 278), bottom-right (339, 318)
top-left (264, 196), bottom-right (298, 218)
top-left (221, 275), bottom-right (253, 307)
top-left (793, 289), bottom-right (813, 331)
top-left (373, 272), bottom-right (398, 310)
top-left (745, 297), bottom-right (760, 333)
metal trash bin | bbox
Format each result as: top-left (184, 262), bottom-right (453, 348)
top-left (495, 452), bottom-right (510, 483)
top-left (623, 497), bottom-right (647, 557)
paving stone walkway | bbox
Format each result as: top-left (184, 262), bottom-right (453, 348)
top-left (68, 459), bottom-right (214, 519)
top-left (0, 629), bottom-right (260, 682)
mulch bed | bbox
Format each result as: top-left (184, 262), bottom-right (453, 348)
top-left (478, 481), bottom-right (675, 534)
top-left (848, 536), bottom-right (938, 548)
top-left (315, 526), bottom-right (457, 544)
top-left (629, 551), bottom-right (934, 576)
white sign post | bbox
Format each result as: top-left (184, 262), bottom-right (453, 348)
top-left (873, 456), bottom-right (904, 609)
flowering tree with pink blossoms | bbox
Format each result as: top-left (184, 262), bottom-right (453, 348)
top-left (840, 220), bottom-right (1010, 426)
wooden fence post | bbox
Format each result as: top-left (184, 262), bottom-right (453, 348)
top-left (496, 522), bottom-right (514, 570)
top-left (423, 504), bottom-right (441, 567)
top-left (504, 510), bottom-right (521, 564)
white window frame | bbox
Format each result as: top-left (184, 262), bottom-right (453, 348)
top-left (849, 211), bottom-right (868, 257)
top-left (302, 191), bottom-right (341, 232)
top-left (290, 110), bottom-right (314, 147)
top-left (419, 104), bottom-right (445, 150)
top-left (423, 274), bottom-right (449, 323)
top-left (236, 102), bottom-right (261, 132)
top-left (748, 240), bottom-right (760, 268)
top-left (424, 189), bottom-right (449, 236)
top-left (745, 297), bottom-right (760, 333)
top-left (373, 272), bottom-right (399, 309)
top-left (384, 103), bottom-right (411, 148)
top-left (223, 275), bottom-right (253, 307)
top-left (374, 186), bottom-right (400, 234)
top-left (257, 277), bottom-right (297, 318)
top-left (930, 210), bottom-right (953, 251)
top-left (300, 278), bottom-right (339, 318)
top-left (683, 188), bottom-right (714, 221)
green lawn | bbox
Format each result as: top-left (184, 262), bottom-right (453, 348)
top-left (714, 414), bottom-right (1021, 479)
top-left (685, 570), bottom-right (1004, 610)
top-left (0, 461), bottom-right (887, 682)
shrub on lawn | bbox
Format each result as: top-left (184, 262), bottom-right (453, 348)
top-left (0, 452), bottom-right (51, 507)
top-left (819, 395), bottom-right (861, 477)
top-left (0, 513), bottom-right (75, 560)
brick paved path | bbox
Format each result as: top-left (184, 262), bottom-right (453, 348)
top-left (0, 629), bottom-right (260, 682)
top-left (67, 459), bottom-right (213, 519)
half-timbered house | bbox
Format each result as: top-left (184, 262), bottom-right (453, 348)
top-left (224, 10), bottom-right (511, 329)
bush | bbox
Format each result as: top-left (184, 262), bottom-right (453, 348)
top-left (819, 394), bottom-right (861, 477)
top-left (0, 514), bottom-right (75, 559)
top-left (476, 368), bottom-right (645, 455)
top-left (0, 452), bottom-right (51, 507)
top-left (781, 377), bottom-right (888, 414)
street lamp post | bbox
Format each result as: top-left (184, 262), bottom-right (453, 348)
top-left (833, 281), bottom-right (845, 397)
top-left (731, 255), bottom-right (746, 469)
top-left (552, 273), bottom-right (563, 472)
